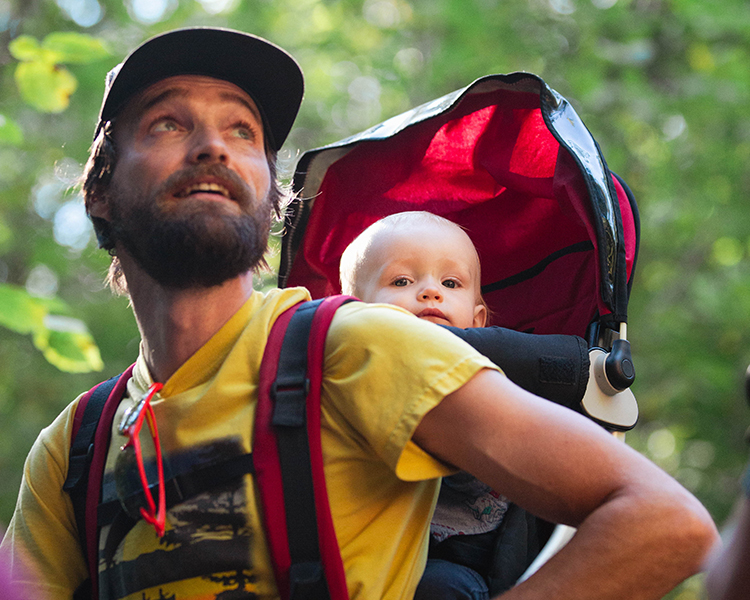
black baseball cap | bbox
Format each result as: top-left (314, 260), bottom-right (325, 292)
top-left (95, 27), bottom-right (304, 151)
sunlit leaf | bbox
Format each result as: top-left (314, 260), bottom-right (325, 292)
top-left (39, 328), bottom-right (104, 373)
top-left (0, 113), bottom-right (23, 146)
top-left (8, 35), bottom-right (46, 62)
top-left (0, 284), bottom-right (103, 372)
top-left (42, 32), bottom-right (111, 64)
top-left (0, 284), bottom-right (46, 335)
top-left (14, 60), bottom-right (78, 113)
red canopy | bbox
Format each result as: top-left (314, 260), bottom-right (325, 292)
top-left (281, 74), bottom-right (638, 338)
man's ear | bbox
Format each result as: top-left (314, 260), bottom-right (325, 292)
top-left (87, 194), bottom-right (111, 221)
top-left (473, 303), bottom-right (487, 328)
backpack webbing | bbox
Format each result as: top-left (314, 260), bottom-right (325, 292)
top-left (64, 296), bottom-right (355, 600)
top-left (256, 295), bottom-right (354, 600)
top-left (65, 365), bottom-right (135, 600)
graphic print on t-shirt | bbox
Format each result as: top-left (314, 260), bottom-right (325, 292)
top-left (98, 438), bottom-right (258, 600)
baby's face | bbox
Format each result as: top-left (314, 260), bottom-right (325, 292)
top-left (355, 222), bottom-right (486, 328)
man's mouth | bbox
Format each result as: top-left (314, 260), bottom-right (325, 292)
top-left (175, 181), bottom-right (233, 200)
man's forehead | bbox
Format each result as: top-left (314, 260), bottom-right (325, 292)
top-left (124, 74), bottom-right (263, 121)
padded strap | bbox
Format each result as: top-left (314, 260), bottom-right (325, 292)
top-left (65, 374), bottom-right (121, 600)
top-left (255, 296), bottom-right (355, 600)
top-left (64, 375), bottom-right (120, 539)
top-left (442, 325), bottom-right (590, 409)
top-left (274, 300), bottom-right (327, 600)
top-left (302, 296), bottom-right (355, 600)
top-left (85, 365), bottom-right (134, 600)
top-left (64, 365), bottom-right (134, 600)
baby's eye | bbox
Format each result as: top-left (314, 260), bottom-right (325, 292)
top-left (442, 279), bottom-right (458, 289)
top-left (392, 278), bottom-right (410, 287)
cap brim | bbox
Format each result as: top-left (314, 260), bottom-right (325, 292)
top-left (98, 27), bottom-right (304, 151)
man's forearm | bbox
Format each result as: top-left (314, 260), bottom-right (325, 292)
top-left (414, 368), bottom-right (718, 600)
top-left (496, 484), bottom-right (716, 599)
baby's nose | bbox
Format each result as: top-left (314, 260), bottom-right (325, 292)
top-left (420, 285), bottom-right (443, 301)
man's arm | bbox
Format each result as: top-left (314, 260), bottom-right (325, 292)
top-left (0, 403), bottom-right (88, 599)
top-left (413, 368), bottom-right (718, 600)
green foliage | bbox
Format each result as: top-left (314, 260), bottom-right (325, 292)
top-left (0, 283), bottom-right (103, 373)
top-left (9, 31), bottom-right (109, 112)
top-left (0, 113), bottom-right (23, 145)
top-left (1, 2), bottom-right (749, 597)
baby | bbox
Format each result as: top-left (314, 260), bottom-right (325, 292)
top-left (340, 211), bottom-right (506, 600)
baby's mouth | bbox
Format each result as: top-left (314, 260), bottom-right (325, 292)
top-left (418, 308), bottom-right (449, 324)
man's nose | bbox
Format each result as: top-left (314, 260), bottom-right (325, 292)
top-left (188, 126), bottom-right (229, 164)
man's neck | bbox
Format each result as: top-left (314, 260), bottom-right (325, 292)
top-left (120, 253), bottom-right (255, 383)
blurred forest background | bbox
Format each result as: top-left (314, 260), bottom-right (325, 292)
top-left (1, 0), bottom-right (749, 597)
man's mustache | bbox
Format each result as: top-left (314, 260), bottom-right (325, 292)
top-left (153, 163), bottom-right (256, 210)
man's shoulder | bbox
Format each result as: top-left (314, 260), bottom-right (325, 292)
top-left (331, 300), bottom-right (420, 330)
top-left (47, 394), bottom-right (83, 446)
top-left (327, 301), bottom-right (471, 348)
top-left (22, 393), bottom-right (81, 482)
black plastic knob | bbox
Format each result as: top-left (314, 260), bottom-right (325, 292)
top-left (605, 339), bottom-right (636, 391)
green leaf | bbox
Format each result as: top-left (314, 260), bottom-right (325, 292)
top-left (9, 32), bottom-right (109, 114)
top-left (14, 60), bottom-right (78, 113)
top-left (0, 113), bottom-right (24, 146)
top-left (0, 284), bottom-right (46, 335)
top-left (8, 35), bottom-right (45, 62)
top-left (42, 32), bottom-right (111, 64)
top-left (38, 317), bottom-right (104, 373)
top-left (0, 284), bottom-right (103, 372)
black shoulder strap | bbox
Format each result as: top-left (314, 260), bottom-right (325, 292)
top-left (64, 375), bottom-right (121, 553)
top-left (255, 296), bottom-right (355, 600)
top-left (274, 300), bottom-right (330, 599)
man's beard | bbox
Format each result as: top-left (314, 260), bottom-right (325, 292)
top-left (107, 163), bottom-right (272, 289)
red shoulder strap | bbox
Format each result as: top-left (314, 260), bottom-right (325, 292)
top-left (305, 297), bottom-right (352, 600)
top-left (255, 304), bottom-right (296, 598)
top-left (254, 296), bottom-right (354, 600)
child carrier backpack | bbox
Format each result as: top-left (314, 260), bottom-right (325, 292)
top-left (278, 72), bottom-right (641, 592)
top-left (64, 296), bottom-right (355, 600)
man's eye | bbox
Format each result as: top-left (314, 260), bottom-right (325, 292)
top-left (442, 280), bottom-right (458, 289)
top-left (232, 122), bottom-right (256, 140)
top-left (152, 120), bottom-right (178, 133)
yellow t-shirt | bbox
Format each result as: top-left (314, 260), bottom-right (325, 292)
top-left (1, 287), bottom-right (497, 600)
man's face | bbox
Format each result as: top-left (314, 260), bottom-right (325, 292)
top-left (96, 75), bottom-right (274, 289)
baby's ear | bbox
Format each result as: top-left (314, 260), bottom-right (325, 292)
top-left (473, 303), bottom-right (487, 328)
